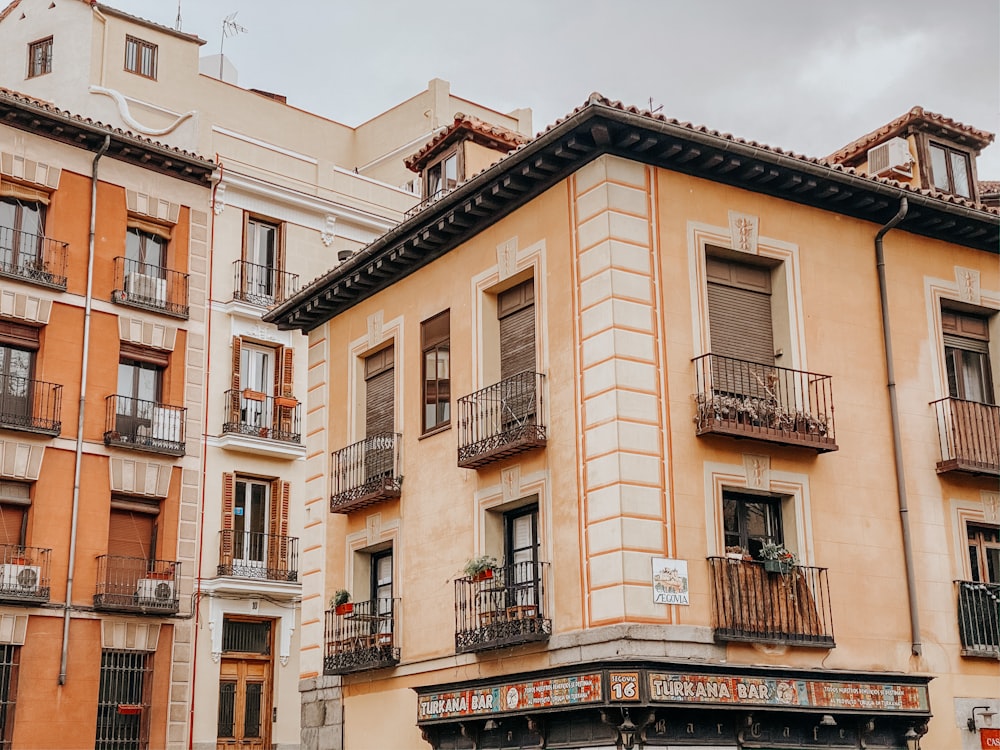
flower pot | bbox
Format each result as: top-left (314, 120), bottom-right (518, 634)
top-left (763, 559), bottom-right (793, 575)
top-left (242, 389), bottom-right (265, 402)
top-left (117, 704), bottom-right (143, 715)
top-left (335, 602), bottom-right (353, 616)
top-left (146, 570), bottom-right (172, 580)
top-left (471, 568), bottom-right (494, 582)
top-left (275, 396), bottom-right (298, 408)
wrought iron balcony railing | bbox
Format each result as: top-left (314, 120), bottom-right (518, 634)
top-left (104, 395), bottom-right (186, 456)
top-left (111, 257), bottom-right (189, 318)
top-left (956, 580), bottom-right (999, 658)
top-left (217, 530), bottom-right (298, 582)
top-left (330, 432), bottom-right (403, 513)
top-left (232, 260), bottom-right (299, 308)
top-left (932, 398), bottom-right (999, 476)
top-left (708, 557), bottom-right (835, 647)
top-left (324, 598), bottom-right (400, 675)
top-left (0, 226), bottom-right (68, 289)
top-left (693, 354), bottom-right (837, 452)
top-left (222, 389), bottom-right (301, 444)
top-left (0, 374), bottom-right (62, 435)
top-left (455, 560), bottom-right (551, 653)
top-left (0, 544), bottom-right (51, 604)
top-left (403, 188), bottom-right (451, 219)
top-left (457, 372), bottom-right (547, 469)
top-left (94, 556), bottom-right (180, 615)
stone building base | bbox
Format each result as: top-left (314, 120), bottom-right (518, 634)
top-left (300, 675), bottom-right (343, 750)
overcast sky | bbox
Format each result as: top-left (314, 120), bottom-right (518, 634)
top-left (110, 0), bottom-right (999, 178)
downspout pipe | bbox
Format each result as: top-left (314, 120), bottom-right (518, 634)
top-left (874, 196), bottom-right (922, 657)
top-left (60, 134), bottom-right (110, 685)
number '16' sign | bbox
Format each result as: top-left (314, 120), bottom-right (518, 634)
top-left (609, 672), bottom-right (640, 702)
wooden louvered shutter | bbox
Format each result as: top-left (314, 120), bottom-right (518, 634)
top-left (221, 472), bottom-right (235, 567)
top-left (365, 347), bottom-right (394, 437)
top-left (0, 504), bottom-right (25, 547)
top-left (230, 337), bottom-right (243, 422)
top-left (268, 479), bottom-right (290, 574)
top-left (108, 508), bottom-right (154, 560)
top-left (280, 347), bottom-right (294, 397)
top-left (499, 280), bottom-right (536, 380)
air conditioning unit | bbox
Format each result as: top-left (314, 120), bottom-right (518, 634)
top-left (0, 563), bottom-right (41, 593)
top-left (151, 407), bottom-right (182, 444)
top-left (136, 578), bottom-right (175, 605)
top-left (124, 272), bottom-right (167, 305)
top-left (867, 137), bottom-right (913, 178)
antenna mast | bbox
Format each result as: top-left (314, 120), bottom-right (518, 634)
top-left (175, 1), bottom-right (182, 31)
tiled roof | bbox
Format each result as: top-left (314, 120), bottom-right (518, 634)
top-left (826, 106), bottom-right (995, 165)
top-left (404, 113), bottom-right (530, 172)
top-left (0, 85), bottom-right (212, 162)
top-left (980, 180), bottom-right (1000, 195)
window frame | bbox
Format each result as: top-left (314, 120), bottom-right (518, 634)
top-left (125, 227), bottom-right (167, 278)
top-left (926, 140), bottom-right (974, 199)
top-left (722, 489), bottom-right (784, 560)
top-left (420, 310), bottom-right (451, 434)
top-left (967, 523), bottom-right (1000, 584)
top-left (0, 644), bottom-right (20, 749)
top-left (26, 37), bottom-right (52, 78)
top-left (124, 35), bottom-right (158, 79)
top-left (942, 309), bottom-right (995, 405)
top-left (95, 650), bottom-right (152, 750)
top-left (423, 148), bottom-right (460, 199)
top-left (0, 480), bottom-right (30, 551)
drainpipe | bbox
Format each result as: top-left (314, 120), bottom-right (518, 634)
top-left (60, 134), bottom-right (111, 685)
top-left (188, 160), bottom-right (223, 749)
top-left (874, 196), bottom-right (922, 657)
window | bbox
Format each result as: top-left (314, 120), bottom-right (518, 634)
top-left (0, 645), bottom-right (19, 749)
top-left (421, 311), bottom-right (450, 432)
top-left (228, 338), bottom-right (294, 437)
top-left (27, 37), bottom-right (52, 78)
top-left (108, 498), bottom-right (159, 562)
top-left (968, 524), bottom-right (999, 584)
top-left (498, 280), bottom-right (536, 379)
top-left (124, 35), bottom-right (157, 79)
top-left (116, 357), bottom-right (162, 439)
top-left (125, 227), bottom-right (166, 278)
top-left (943, 310), bottom-right (994, 404)
top-left (233, 478), bottom-right (268, 566)
top-left (239, 217), bottom-right (281, 305)
top-left (722, 490), bottom-right (783, 559)
top-left (0, 341), bottom-right (33, 424)
top-left (929, 142), bottom-right (973, 198)
top-left (365, 346), bottom-right (394, 437)
top-left (0, 197), bottom-right (45, 273)
top-left (95, 650), bottom-right (151, 750)
top-left (221, 474), bottom-right (291, 579)
top-left (0, 482), bottom-right (29, 552)
top-left (424, 150), bottom-right (458, 198)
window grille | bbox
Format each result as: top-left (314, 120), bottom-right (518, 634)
top-left (217, 682), bottom-right (236, 737)
top-left (0, 645), bottom-right (19, 750)
top-left (222, 619), bottom-right (271, 655)
top-left (95, 650), bottom-right (150, 750)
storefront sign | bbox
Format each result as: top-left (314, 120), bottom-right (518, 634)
top-left (648, 672), bottom-right (929, 712)
top-left (982, 728), bottom-right (1000, 749)
top-left (417, 672), bottom-right (603, 720)
top-left (608, 671), bottom-right (640, 701)
top-left (652, 558), bottom-right (689, 605)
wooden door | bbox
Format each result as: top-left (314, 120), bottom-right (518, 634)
top-left (216, 658), bottom-right (271, 750)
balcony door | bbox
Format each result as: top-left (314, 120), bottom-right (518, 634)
top-left (364, 347), bottom-right (394, 483)
top-left (244, 218), bottom-right (278, 303)
top-left (233, 479), bottom-right (268, 568)
top-left (0, 197), bottom-right (45, 273)
top-left (0, 345), bottom-right (32, 423)
top-left (969, 524), bottom-right (1000, 584)
top-left (116, 359), bottom-right (160, 440)
top-left (240, 344), bottom-right (274, 431)
top-left (505, 506), bottom-right (539, 610)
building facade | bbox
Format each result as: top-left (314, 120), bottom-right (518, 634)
top-left (0, 2), bottom-right (531, 747)
top-left (0, 87), bottom-right (214, 748)
top-left (268, 98), bottom-right (999, 750)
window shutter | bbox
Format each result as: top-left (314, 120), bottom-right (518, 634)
top-left (221, 473), bottom-right (235, 567)
top-left (281, 347), bottom-right (294, 397)
top-left (0, 321), bottom-right (41, 350)
top-left (108, 508), bottom-right (154, 560)
top-left (230, 337), bottom-right (242, 420)
top-left (0, 503), bottom-right (26, 547)
top-left (499, 305), bottom-right (535, 380)
top-left (707, 282), bottom-right (774, 366)
top-left (267, 479), bottom-right (290, 571)
top-left (365, 349), bottom-right (394, 437)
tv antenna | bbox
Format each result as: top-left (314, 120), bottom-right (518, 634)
top-left (219, 12), bottom-right (248, 79)
top-left (175, 0), bottom-right (181, 30)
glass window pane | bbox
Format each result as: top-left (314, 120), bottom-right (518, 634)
top-left (217, 682), bottom-right (235, 738)
top-left (443, 154), bottom-right (458, 190)
top-left (950, 152), bottom-right (971, 198)
top-left (929, 145), bottom-right (949, 191)
top-left (244, 683), bottom-right (262, 737)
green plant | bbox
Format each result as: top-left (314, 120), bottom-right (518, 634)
top-left (758, 542), bottom-right (796, 565)
top-left (331, 589), bottom-right (351, 608)
top-left (463, 555), bottom-right (498, 578)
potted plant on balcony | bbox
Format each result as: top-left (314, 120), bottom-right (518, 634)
top-left (463, 555), bottom-right (498, 582)
top-left (759, 542), bottom-right (796, 575)
top-left (331, 589), bottom-right (352, 615)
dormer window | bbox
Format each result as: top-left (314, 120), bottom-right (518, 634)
top-left (125, 36), bottom-right (158, 79)
top-left (425, 151), bottom-right (458, 200)
top-left (928, 142), bottom-right (972, 198)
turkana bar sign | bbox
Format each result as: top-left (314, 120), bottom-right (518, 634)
top-left (648, 673), bottom-right (929, 712)
top-left (418, 672), bottom-right (603, 720)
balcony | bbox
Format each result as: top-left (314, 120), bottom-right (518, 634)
top-left (232, 260), bottom-right (299, 308)
top-left (708, 557), bottom-right (835, 647)
top-left (0, 374), bottom-right (62, 435)
top-left (329, 433), bottom-right (402, 513)
top-left (693, 354), bottom-right (837, 453)
top-left (104, 396), bottom-right (186, 456)
top-left (111, 257), bottom-right (189, 318)
top-left (222, 390), bottom-right (301, 444)
top-left (0, 544), bottom-right (51, 604)
top-left (403, 188), bottom-right (451, 219)
top-left (324, 598), bottom-right (400, 675)
top-left (956, 580), bottom-right (999, 658)
top-left (93, 556), bottom-right (180, 615)
top-left (217, 530), bottom-right (298, 582)
top-left (0, 226), bottom-right (68, 289)
top-left (932, 398), bottom-right (999, 476)
top-left (457, 372), bottom-right (547, 469)
top-left (455, 560), bottom-right (551, 653)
